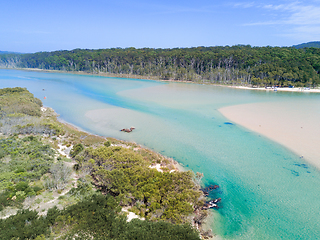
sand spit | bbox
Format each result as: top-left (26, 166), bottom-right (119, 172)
top-left (219, 101), bottom-right (320, 169)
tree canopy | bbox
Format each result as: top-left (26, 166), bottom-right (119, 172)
top-left (1, 45), bottom-right (320, 87)
top-left (77, 145), bottom-right (203, 224)
top-left (0, 194), bottom-right (201, 240)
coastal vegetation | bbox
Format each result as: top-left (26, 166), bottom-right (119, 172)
top-left (1, 45), bottom-right (320, 87)
top-left (0, 88), bottom-right (211, 239)
top-left (0, 194), bottom-right (201, 240)
top-left (77, 145), bottom-right (203, 223)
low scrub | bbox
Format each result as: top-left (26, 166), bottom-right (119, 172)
top-left (0, 194), bottom-right (201, 240)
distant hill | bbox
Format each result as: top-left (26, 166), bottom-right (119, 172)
top-left (0, 51), bottom-right (16, 54)
top-left (293, 41), bottom-right (320, 49)
top-left (0, 51), bottom-right (25, 55)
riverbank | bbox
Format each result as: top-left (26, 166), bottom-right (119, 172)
top-left (219, 101), bottom-right (320, 170)
top-left (62, 111), bottom-right (217, 239)
top-left (3, 68), bottom-right (320, 93)
top-left (0, 107), bottom-right (214, 239)
top-left (57, 109), bottom-right (217, 238)
top-left (229, 85), bottom-right (320, 93)
top-left (2, 67), bottom-right (162, 81)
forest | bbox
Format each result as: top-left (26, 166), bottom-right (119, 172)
top-left (1, 45), bottom-right (320, 87)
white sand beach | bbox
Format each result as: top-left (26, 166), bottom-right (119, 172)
top-left (219, 101), bottom-right (320, 169)
top-left (230, 86), bottom-right (320, 93)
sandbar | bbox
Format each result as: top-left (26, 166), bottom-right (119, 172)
top-left (219, 101), bottom-right (320, 169)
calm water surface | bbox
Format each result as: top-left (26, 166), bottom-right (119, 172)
top-left (1, 69), bottom-right (320, 239)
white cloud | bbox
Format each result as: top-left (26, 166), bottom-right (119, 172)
top-left (281, 25), bottom-right (320, 40)
top-left (243, 20), bottom-right (280, 26)
top-left (141, 3), bottom-right (216, 15)
top-left (237, 1), bottom-right (320, 40)
top-left (286, 5), bottom-right (320, 25)
top-left (232, 2), bottom-right (256, 8)
top-left (243, 1), bottom-right (320, 25)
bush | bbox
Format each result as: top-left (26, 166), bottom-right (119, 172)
top-left (15, 181), bottom-right (29, 191)
top-left (79, 146), bottom-right (202, 223)
top-left (15, 191), bottom-right (26, 200)
top-left (46, 206), bottom-right (60, 225)
top-left (49, 162), bottom-right (71, 190)
top-left (33, 185), bottom-right (42, 193)
top-left (70, 143), bottom-right (84, 157)
top-left (104, 141), bottom-right (111, 147)
top-left (0, 148), bottom-right (5, 159)
top-left (0, 209), bottom-right (49, 240)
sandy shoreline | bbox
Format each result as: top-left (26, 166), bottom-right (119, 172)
top-left (229, 85), bottom-right (320, 93)
top-left (219, 101), bottom-right (320, 169)
top-left (2, 67), bottom-right (161, 81)
top-left (4, 68), bottom-right (320, 94)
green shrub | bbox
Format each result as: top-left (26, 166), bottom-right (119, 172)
top-left (79, 146), bottom-right (202, 223)
top-left (46, 206), bottom-right (60, 225)
top-left (15, 182), bottom-right (29, 191)
top-left (0, 148), bottom-right (5, 159)
top-left (15, 191), bottom-right (26, 200)
top-left (70, 143), bottom-right (84, 157)
top-left (0, 209), bottom-right (49, 240)
top-left (15, 167), bottom-right (26, 173)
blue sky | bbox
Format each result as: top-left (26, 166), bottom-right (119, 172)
top-left (1, 0), bottom-right (320, 52)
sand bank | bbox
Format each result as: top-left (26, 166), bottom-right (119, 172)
top-left (219, 101), bottom-right (320, 169)
top-left (230, 86), bottom-right (320, 93)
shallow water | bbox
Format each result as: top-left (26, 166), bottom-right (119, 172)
top-left (1, 69), bottom-right (320, 239)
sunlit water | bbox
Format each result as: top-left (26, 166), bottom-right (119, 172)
top-left (1, 69), bottom-right (320, 239)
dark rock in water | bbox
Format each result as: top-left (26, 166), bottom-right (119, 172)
top-left (294, 163), bottom-right (308, 169)
top-left (201, 229), bottom-right (214, 239)
top-left (201, 201), bottom-right (219, 210)
top-left (120, 127), bottom-right (135, 133)
top-left (200, 185), bottom-right (222, 210)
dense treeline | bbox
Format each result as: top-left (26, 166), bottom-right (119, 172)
top-left (0, 194), bottom-right (201, 240)
top-left (1, 45), bottom-right (320, 87)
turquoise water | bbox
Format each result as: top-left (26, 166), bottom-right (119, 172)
top-left (1, 69), bottom-right (320, 239)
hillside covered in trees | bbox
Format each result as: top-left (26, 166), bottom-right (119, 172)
top-left (293, 41), bottom-right (320, 49)
top-left (1, 45), bottom-right (320, 87)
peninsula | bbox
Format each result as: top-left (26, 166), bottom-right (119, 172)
top-left (0, 87), bottom-right (215, 239)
